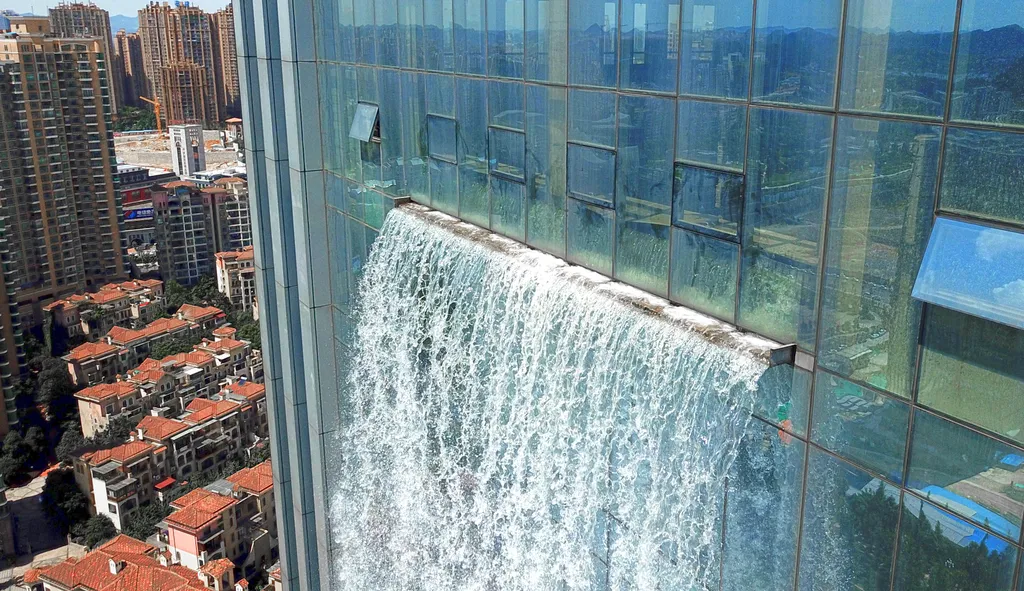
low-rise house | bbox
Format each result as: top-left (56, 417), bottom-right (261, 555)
top-left (43, 279), bottom-right (165, 343)
top-left (64, 342), bottom-right (125, 386)
top-left (75, 382), bottom-right (143, 438)
top-left (215, 248), bottom-right (256, 317)
top-left (73, 441), bottom-right (169, 530)
top-left (177, 304), bottom-right (227, 333)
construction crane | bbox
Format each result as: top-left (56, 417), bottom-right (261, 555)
top-left (139, 96), bottom-right (164, 137)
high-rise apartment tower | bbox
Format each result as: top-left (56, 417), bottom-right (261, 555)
top-left (48, 2), bottom-right (123, 115)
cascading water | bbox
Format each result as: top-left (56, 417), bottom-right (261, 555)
top-left (330, 208), bottom-right (770, 590)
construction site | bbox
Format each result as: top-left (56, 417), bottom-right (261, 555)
top-left (114, 130), bottom-right (241, 171)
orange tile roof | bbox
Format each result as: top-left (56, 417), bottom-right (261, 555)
top-left (269, 567), bottom-right (281, 582)
top-left (212, 326), bottom-right (237, 338)
top-left (83, 441), bottom-right (154, 466)
top-left (99, 534), bottom-right (156, 555)
top-left (222, 381), bottom-right (264, 401)
top-left (199, 558), bottom-right (233, 578)
top-left (200, 337), bottom-right (247, 352)
top-left (75, 381), bottom-right (138, 403)
top-left (164, 180), bottom-right (196, 189)
top-left (89, 290), bottom-right (130, 305)
top-left (177, 303), bottom-right (223, 322)
top-left (137, 415), bottom-right (190, 440)
top-left (37, 534), bottom-right (205, 591)
top-left (161, 350), bottom-right (214, 366)
top-left (227, 460), bottom-right (273, 495)
top-left (183, 399), bottom-right (240, 424)
top-left (66, 341), bottom-right (120, 361)
top-left (22, 568), bottom-right (41, 583)
top-left (166, 488), bottom-right (237, 530)
top-left (215, 246), bottom-right (254, 262)
top-left (201, 185), bottom-right (227, 194)
top-left (109, 317), bottom-right (191, 344)
top-left (213, 176), bottom-right (244, 185)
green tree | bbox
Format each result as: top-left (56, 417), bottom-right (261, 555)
top-left (0, 431), bottom-right (29, 484)
top-left (40, 468), bottom-right (90, 534)
top-left (122, 502), bottom-right (171, 541)
top-left (72, 514), bottom-right (118, 549)
top-left (164, 279), bottom-right (189, 311)
top-left (236, 322), bottom-right (261, 350)
top-left (112, 107), bottom-right (157, 132)
top-left (150, 335), bottom-right (204, 359)
top-left (56, 428), bottom-right (87, 465)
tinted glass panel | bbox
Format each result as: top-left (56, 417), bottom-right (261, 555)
top-left (349, 102), bottom-right (379, 141)
top-left (427, 115), bottom-right (457, 162)
top-left (739, 108), bottom-right (833, 349)
top-left (354, 0), bottom-right (376, 63)
top-left (376, 0), bottom-right (400, 66)
top-left (908, 410), bottom-right (1024, 541)
top-left (840, 0), bottom-right (955, 118)
top-left (752, 0), bottom-right (841, 107)
top-left (454, 0), bottom-right (486, 74)
top-left (317, 0), bottom-right (355, 63)
top-left (913, 217), bottom-right (1024, 331)
top-left (379, 70), bottom-right (404, 195)
top-left (488, 80), bottom-right (525, 129)
top-left (488, 127), bottom-right (526, 180)
top-left (917, 306), bottom-right (1024, 446)
top-left (425, 73), bottom-right (455, 116)
top-left (456, 78), bottom-right (489, 225)
top-left (569, 89), bottom-right (617, 147)
top-left (567, 144), bottom-right (615, 207)
top-left (752, 363), bottom-right (812, 437)
top-left (401, 72), bottom-right (429, 201)
top-left (619, 0), bottom-right (680, 92)
top-left (669, 227), bottom-right (737, 321)
top-left (320, 64), bottom-right (344, 176)
top-left (567, 197), bottom-right (615, 276)
top-left (811, 372), bottom-right (909, 483)
top-left (490, 175), bottom-right (526, 240)
top-left (525, 0), bottom-right (567, 83)
top-left (339, 66), bottom-right (362, 180)
top-left (797, 450), bottom-right (899, 591)
top-left (526, 84), bottom-right (567, 256)
top-left (939, 128), bottom-right (1024, 226)
top-left (398, 0), bottom-right (425, 69)
top-left (568, 0), bottom-right (618, 87)
top-left (679, 0), bottom-right (751, 99)
top-left (950, 0), bottom-right (1024, 127)
top-left (675, 98), bottom-right (746, 171)
top-left (430, 158), bottom-right (459, 215)
top-left (895, 496), bottom-right (1018, 591)
top-left (488, 0), bottom-right (525, 78)
top-left (820, 118), bottom-right (940, 399)
top-left (672, 165), bottom-right (742, 239)
top-left (424, 0), bottom-right (455, 71)
top-left (722, 419), bottom-right (804, 591)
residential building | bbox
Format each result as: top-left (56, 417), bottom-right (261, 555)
top-left (215, 248), bottom-right (256, 315)
top-left (203, 181), bottom-right (252, 252)
top-left (209, 3), bottom-right (239, 119)
top-left (116, 165), bottom-right (176, 247)
top-left (163, 63), bottom-right (215, 126)
top-left (0, 21), bottom-right (125, 317)
top-left (48, 2), bottom-right (122, 114)
top-left (241, 0), bottom-right (1024, 589)
top-left (75, 440), bottom-right (168, 530)
top-left (153, 181), bottom-right (213, 285)
top-left (114, 29), bottom-right (145, 107)
top-left (0, 222), bottom-right (24, 435)
top-left (43, 279), bottom-right (165, 346)
top-left (170, 124), bottom-right (207, 177)
top-left (74, 381), bottom-right (141, 438)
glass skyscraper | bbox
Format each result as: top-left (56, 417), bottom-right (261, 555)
top-left (236, 0), bottom-right (1024, 588)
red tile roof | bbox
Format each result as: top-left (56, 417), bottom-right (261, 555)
top-left (161, 350), bottom-right (214, 366)
top-left (177, 303), bottom-right (223, 322)
top-left (215, 245), bottom-right (254, 261)
top-left (137, 415), bottom-right (190, 440)
top-left (200, 337), bottom-right (247, 352)
top-left (166, 488), bottom-right (237, 530)
top-left (99, 534), bottom-right (156, 556)
top-left (199, 558), bottom-right (233, 579)
top-left (227, 460), bottom-right (273, 495)
top-left (183, 399), bottom-right (240, 424)
top-left (212, 326), bottom-right (237, 338)
top-left (164, 180), bottom-right (196, 189)
top-left (82, 441), bottom-right (155, 466)
top-left (66, 341), bottom-right (120, 361)
top-left (108, 317), bottom-right (191, 344)
top-left (75, 381), bottom-right (138, 403)
top-left (37, 534), bottom-right (205, 591)
top-left (222, 381), bottom-right (264, 401)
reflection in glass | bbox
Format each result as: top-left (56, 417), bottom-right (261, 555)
top-left (722, 419), bottom-right (803, 591)
top-left (320, 64), bottom-right (343, 176)
top-left (425, 73), bottom-right (455, 116)
top-left (619, 0), bottom-right (680, 92)
top-left (379, 71), bottom-right (404, 196)
top-left (752, 0), bottom-right (842, 107)
top-left (908, 410), bottom-right (1024, 542)
top-left (354, 0), bottom-right (376, 64)
top-left (526, 0), bottom-right (567, 83)
top-left (939, 128), bottom-right (1024, 226)
top-left (820, 117), bottom-right (939, 399)
top-left (427, 115), bottom-right (457, 162)
top-left (751, 363), bottom-right (812, 437)
top-left (739, 108), bottom-right (833, 349)
top-left (811, 372), bottom-right (909, 482)
top-left (679, 0), bottom-right (751, 99)
top-left (894, 496), bottom-right (1018, 591)
top-left (454, 0), bottom-right (486, 74)
top-left (676, 98), bottom-right (746, 171)
top-left (429, 158), bottom-right (459, 215)
top-left (913, 217), bottom-right (1024, 331)
top-left (375, 0), bottom-right (400, 65)
top-left (488, 80), bottom-right (525, 129)
top-left (569, 0), bottom-right (618, 87)
top-left (569, 89), bottom-right (617, 147)
top-left (840, 0), bottom-right (955, 118)
top-left (316, 0), bottom-right (355, 63)
top-left (918, 306), bottom-right (1024, 446)
top-left (349, 103), bottom-right (379, 142)
top-left (567, 197), bottom-right (614, 276)
top-left (669, 227), bottom-right (736, 321)
top-left (398, 0), bottom-right (424, 69)
top-left (672, 165), bottom-right (743, 239)
top-left (488, 127), bottom-right (526, 180)
top-left (338, 66), bottom-right (362, 181)
top-left (459, 168), bottom-right (490, 227)
top-left (488, 0), bottom-right (525, 78)
top-left (951, 0), bottom-right (1024, 127)
top-left (567, 144), bottom-right (615, 207)
top-left (526, 85), bottom-right (567, 256)
top-left (797, 449), bottom-right (898, 591)
top-left (490, 176), bottom-right (526, 240)
top-left (424, 0), bottom-right (455, 71)
top-left (457, 78), bottom-right (489, 226)
top-left (401, 72), bottom-right (429, 201)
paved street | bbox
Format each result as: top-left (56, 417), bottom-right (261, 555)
top-left (0, 474), bottom-right (84, 588)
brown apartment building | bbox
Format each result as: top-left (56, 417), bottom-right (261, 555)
top-left (48, 2), bottom-right (124, 115)
top-left (114, 29), bottom-right (146, 107)
top-left (209, 4), bottom-right (239, 118)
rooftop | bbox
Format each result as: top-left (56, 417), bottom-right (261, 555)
top-left (137, 415), bottom-right (191, 440)
top-left (82, 441), bottom-right (155, 467)
top-left (215, 246), bottom-right (254, 262)
top-left (177, 303), bottom-right (224, 323)
top-left (66, 340), bottom-right (120, 361)
top-left (221, 381), bottom-right (264, 401)
top-left (226, 460), bottom-right (273, 495)
top-left (75, 381), bottom-right (138, 403)
top-left (166, 488), bottom-right (237, 530)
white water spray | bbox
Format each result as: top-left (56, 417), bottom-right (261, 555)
top-left (330, 209), bottom-right (768, 590)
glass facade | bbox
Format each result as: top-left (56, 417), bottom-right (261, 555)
top-left (237, 0), bottom-right (1024, 587)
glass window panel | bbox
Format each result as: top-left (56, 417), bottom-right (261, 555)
top-left (424, 0), bottom-right (455, 71)
top-left (488, 0), bottom-right (525, 78)
top-left (675, 98), bottom-right (746, 171)
top-left (398, 0), bottom-right (425, 69)
top-left (619, 0), bottom-right (681, 92)
top-left (568, 89), bottom-right (617, 147)
top-left (811, 372), bottom-right (909, 482)
top-left (364, 192), bottom-right (386, 230)
top-left (339, 66), bottom-right (362, 181)
top-left (357, 66), bottom-right (378, 103)
top-left (490, 176), bottom-right (526, 240)
top-left (401, 72), bottom-right (429, 202)
top-left (567, 144), bottom-right (615, 207)
top-left (453, 0), bottom-right (487, 74)
top-left (326, 171), bottom-right (345, 212)
top-left (328, 207), bottom-right (350, 314)
top-left (751, 363), bottom-right (812, 437)
top-left (895, 496), bottom-right (1019, 591)
top-left (722, 418), bottom-right (804, 591)
top-left (951, 0), bottom-right (1024, 127)
top-left (344, 178), bottom-right (363, 220)
top-left (567, 197), bottom-right (615, 276)
top-left (379, 70), bottom-right (404, 196)
top-left (568, 0), bottom-right (618, 87)
top-left (376, 0), bottom-right (401, 65)
top-left (320, 64), bottom-right (344, 176)
top-left (425, 73), bottom-right (455, 117)
top-left (459, 168), bottom-right (490, 227)
top-left (429, 158), bottom-right (459, 215)
top-left (616, 215), bottom-right (670, 296)
top-left (739, 108), bottom-right (833, 349)
top-left (939, 128), bottom-right (1024, 226)
top-left (455, 79), bottom-right (489, 226)
top-left (840, 0), bottom-right (956, 118)
top-left (488, 127), bottom-right (526, 180)
top-left (678, 0), bottom-right (751, 99)
top-left (525, 0), bottom-right (567, 83)
top-left (672, 165), bottom-right (743, 239)
top-left (918, 306), bottom-right (1024, 446)
top-left (317, 0), bottom-right (356, 63)
top-left (354, 0), bottom-right (376, 64)
top-left (797, 449), bottom-right (899, 591)
top-left (913, 217), bottom-right (1024, 331)
top-left (427, 116), bottom-right (457, 162)
top-left (526, 84), bottom-right (567, 256)
top-left (820, 118), bottom-right (940, 399)
top-left (752, 0), bottom-right (842, 107)
top-left (908, 410), bottom-right (1024, 542)
top-left (669, 227), bottom-right (737, 321)
top-left (349, 102), bottom-right (379, 142)
top-left (488, 80), bottom-right (525, 129)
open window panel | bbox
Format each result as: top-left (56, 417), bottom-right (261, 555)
top-left (349, 102), bottom-right (380, 143)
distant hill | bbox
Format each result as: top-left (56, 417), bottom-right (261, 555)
top-left (110, 14), bottom-right (138, 33)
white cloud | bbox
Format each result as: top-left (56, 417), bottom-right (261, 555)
top-left (975, 229), bottom-right (1024, 262)
top-left (992, 279), bottom-right (1024, 311)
